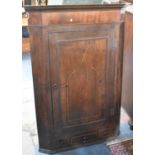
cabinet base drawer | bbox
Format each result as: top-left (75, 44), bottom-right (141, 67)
top-left (71, 132), bottom-right (98, 145)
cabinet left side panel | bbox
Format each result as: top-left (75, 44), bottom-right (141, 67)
top-left (29, 27), bottom-right (54, 150)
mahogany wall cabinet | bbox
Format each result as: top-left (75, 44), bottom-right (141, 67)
top-left (26, 4), bottom-right (124, 153)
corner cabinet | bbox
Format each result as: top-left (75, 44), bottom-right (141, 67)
top-left (25, 4), bottom-right (124, 153)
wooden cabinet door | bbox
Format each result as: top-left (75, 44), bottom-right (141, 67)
top-left (48, 23), bottom-right (123, 148)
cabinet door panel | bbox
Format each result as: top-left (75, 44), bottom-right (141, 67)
top-left (48, 24), bottom-right (120, 133)
top-left (59, 38), bottom-right (107, 126)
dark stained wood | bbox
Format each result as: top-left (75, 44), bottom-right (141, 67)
top-left (28, 12), bottom-right (42, 26)
top-left (27, 5), bottom-right (124, 153)
top-left (25, 3), bottom-right (125, 11)
top-left (121, 11), bottom-right (133, 124)
top-left (42, 10), bottom-right (121, 25)
top-left (28, 10), bottom-right (122, 26)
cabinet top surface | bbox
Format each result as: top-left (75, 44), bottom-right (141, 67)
top-left (25, 3), bottom-right (125, 11)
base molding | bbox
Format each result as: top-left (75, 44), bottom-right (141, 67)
top-left (39, 130), bottom-right (119, 154)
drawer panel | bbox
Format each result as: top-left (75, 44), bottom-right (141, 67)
top-left (71, 132), bottom-right (98, 145)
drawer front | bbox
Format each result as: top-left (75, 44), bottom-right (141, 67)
top-left (71, 132), bottom-right (98, 145)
